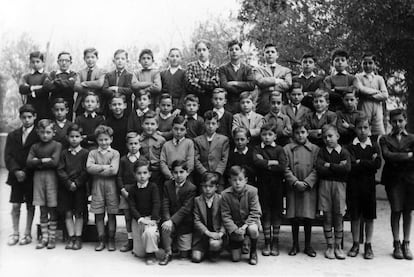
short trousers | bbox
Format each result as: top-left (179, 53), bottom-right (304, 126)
top-left (33, 170), bottom-right (58, 207)
top-left (90, 179), bottom-right (119, 214)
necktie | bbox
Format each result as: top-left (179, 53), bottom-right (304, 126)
top-left (116, 71), bottom-right (122, 85)
top-left (293, 106), bottom-right (298, 115)
top-left (22, 129), bottom-right (28, 145)
top-left (271, 66), bottom-right (276, 76)
top-left (86, 69), bottom-right (93, 81)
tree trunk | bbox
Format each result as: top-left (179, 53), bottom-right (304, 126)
top-left (407, 71), bottom-right (414, 132)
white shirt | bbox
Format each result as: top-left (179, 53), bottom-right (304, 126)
top-left (205, 196), bottom-right (214, 208)
top-left (261, 142), bottom-right (276, 148)
top-left (198, 61), bottom-right (210, 69)
top-left (234, 147), bottom-right (248, 155)
top-left (315, 110), bottom-right (326, 120)
top-left (56, 119), bottom-right (67, 129)
top-left (159, 113), bottom-right (172, 120)
top-left (173, 137), bottom-right (185, 146)
top-left (168, 66), bottom-right (181, 75)
top-left (22, 125), bottom-right (34, 145)
top-left (298, 72), bottom-right (316, 79)
top-left (206, 133), bottom-right (216, 142)
top-left (185, 114), bottom-right (198, 120)
top-left (326, 145), bottom-right (342, 154)
top-left (98, 146), bottom-right (112, 154)
top-left (213, 108), bottom-right (225, 119)
top-left (84, 112), bottom-right (97, 118)
top-left (245, 111), bottom-right (253, 120)
top-left (127, 152), bottom-right (141, 163)
top-left (352, 137), bottom-right (373, 149)
top-left (231, 62), bottom-right (241, 72)
top-left (31, 68), bottom-right (45, 74)
top-left (137, 181), bottom-right (149, 189)
top-left (136, 108), bottom-right (149, 117)
top-left (68, 145), bottom-right (82, 155)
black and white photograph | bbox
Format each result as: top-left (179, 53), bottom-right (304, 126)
top-left (0, 0), bottom-right (413, 276)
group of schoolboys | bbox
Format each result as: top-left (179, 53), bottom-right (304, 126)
top-left (5, 39), bottom-right (414, 267)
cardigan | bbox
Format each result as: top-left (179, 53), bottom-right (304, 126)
top-left (160, 138), bottom-right (195, 180)
top-left (56, 148), bottom-right (89, 190)
top-left (315, 146), bottom-right (351, 182)
top-left (161, 68), bottom-right (187, 109)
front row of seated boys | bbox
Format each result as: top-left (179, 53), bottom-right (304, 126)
top-left (5, 99), bottom-right (414, 265)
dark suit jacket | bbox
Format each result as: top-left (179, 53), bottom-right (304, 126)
top-left (162, 180), bottom-right (197, 234)
top-left (219, 62), bottom-right (255, 112)
top-left (380, 133), bottom-right (414, 186)
top-left (103, 69), bottom-right (136, 116)
top-left (281, 104), bottom-right (311, 124)
top-left (4, 127), bottom-right (39, 186)
top-left (192, 193), bottom-right (225, 246)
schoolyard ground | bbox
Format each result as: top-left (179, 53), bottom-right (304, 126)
top-left (0, 168), bottom-right (413, 277)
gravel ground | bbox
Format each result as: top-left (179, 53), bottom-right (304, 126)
top-left (0, 168), bottom-right (413, 277)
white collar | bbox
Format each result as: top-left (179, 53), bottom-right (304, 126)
top-left (69, 145), bottom-right (82, 155)
top-left (159, 112), bottom-right (172, 120)
top-left (244, 111), bottom-right (253, 119)
top-left (198, 60), bottom-right (210, 69)
top-left (23, 125), bottom-right (34, 134)
top-left (363, 71), bottom-right (376, 77)
top-left (298, 72), bottom-right (316, 79)
top-left (315, 110), bottom-right (326, 119)
top-left (136, 108), bottom-right (149, 117)
top-left (98, 146), bottom-right (112, 154)
top-left (206, 133), bottom-right (216, 142)
top-left (175, 180), bottom-right (185, 188)
top-left (231, 62), bottom-right (241, 70)
top-left (261, 142), bottom-right (276, 148)
top-left (213, 107), bottom-right (224, 119)
top-left (234, 147), bottom-right (248, 155)
top-left (31, 68), bottom-right (44, 74)
top-left (168, 66), bottom-right (182, 73)
top-left (334, 70), bottom-right (348, 75)
top-left (84, 111), bottom-right (97, 118)
top-left (137, 181), bottom-right (149, 189)
top-left (185, 114), bottom-right (198, 120)
top-left (291, 103), bottom-right (301, 108)
top-left (352, 137), bottom-right (372, 149)
top-left (127, 152), bottom-right (141, 162)
top-left (326, 145), bottom-right (342, 154)
top-left (204, 196), bottom-right (214, 208)
top-left (56, 69), bottom-right (71, 74)
top-left (267, 63), bottom-right (278, 68)
top-left (86, 66), bottom-right (96, 71)
top-left (173, 137), bottom-right (185, 146)
top-left (116, 68), bottom-right (125, 74)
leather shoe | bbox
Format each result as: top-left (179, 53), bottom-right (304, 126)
top-left (159, 253), bottom-right (172, 265)
top-left (249, 250), bottom-right (258, 265)
top-left (304, 246), bottom-right (316, 257)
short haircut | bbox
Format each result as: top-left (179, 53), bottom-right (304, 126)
top-left (67, 124), bottom-right (83, 135)
top-left (239, 91), bottom-right (253, 101)
top-left (260, 122), bottom-right (277, 134)
top-left (57, 51), bottom-right (72, 61)
top-left (301, 53), bottom-right (316, 62)
top-left (139, 49), bottom-right (154, 60)
top-left (201, 172), bottom-right (219, 186)
top-left (228, 165), bottom-right (246, 178)
top-left (83, 91), bottom-right (99, 103)
top-left (137, 90), bottom-right (151, 100)
top-left (114, 49), bottom-right (128, 59)
top-left (184, 94), bottom-right (199, 104)
top-left (290, 81), bottom-right (303, 93)
top-left (37, 119), bottom-right (54, 130)
top-left (29, 51), bottom-right (44, 62)
top-left (171, 159), bottom-right (188, 171)
top-left (204, 110), bottom-right (218, 121)
top-left (172, 115), bottom-right (186, 126)
top-left (354, 113), bottom-right (370, 127)
top-left (264, 43), bottom-right (277, 50)
top-left (292, 121), bottom-right (307, 132)
top-left (331, 49), bottom-right (349, 60)
top-left (389, 108), bottom-right (407, 120)
top-left (142, 110), bottom-right (158, 122)
top-left (313, 88), bottom-right (330, 101)
top-left (322, 124), bottom-right (338, 135)
top-left (362, 52), bottom-right (377, 62)
top-left (110, 92), bottom-right (126, 103)
top-left (269, 90), bottom-right (282, 100)
top-left (343, 90), bottom-right (358, 98)
top-left (195, 40), bottom-right (211, 50)
top-left (94, 125), bottom-right (113, 137)
top-left (232, 126), bottom-right (251, 139)
top-left (83, 48), bottom-right (98, 58)
top-left (212, 87), bottom-right (227, 97)
top-left (19, 104), bottom-right (36, 116)
top-left (159, 93), bottom-right (172, 103)
top-left (125, 132), bottom-right (140, 142)
top-left (168, 48), bottom-right (181, 55)
top-left (133, 159), bottom-right (150, 172)
top-left (52, 98), bottom-right (69, 108)
top-left (228, 39), bottom-right (242, 49)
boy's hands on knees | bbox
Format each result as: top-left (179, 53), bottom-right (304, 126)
top-left (14, 170), bottom-right (26, 182)
top-left (161, 220), bottom-right (173, 232)
top-left (408, 152), bottom-right (413, 158)
top-left (268, 160), bottom-right (279, 166)
top-left (339, 160), bottom-right (347, 165)
top-left (205, 230), bottom-right (223, 240)
top-left (41, 158), bottom-right (52, 163)
top-left (121, 188), bottom-right (129, 198)
top-left (69, 182), bottom-right (77, 192)
top-left (256, 154), bottom-right (264, 160)
top-left (324, 163), bottom-right (330, 168)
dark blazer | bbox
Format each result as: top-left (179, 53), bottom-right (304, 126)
top-left (281, 104), bottom-right (311, 124)
top-left (219, 62), bottom-right (255, 112)
top-left (103, 69), bottom-right (136, 116)
top-left (4, 127), bottom-right (39, 186)
top-left (380, 133), bottom-right (414, 186)
top-left (192, 193), bottom-right (225, 246)
top-left (162, 179), bottom-right (197, 234)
